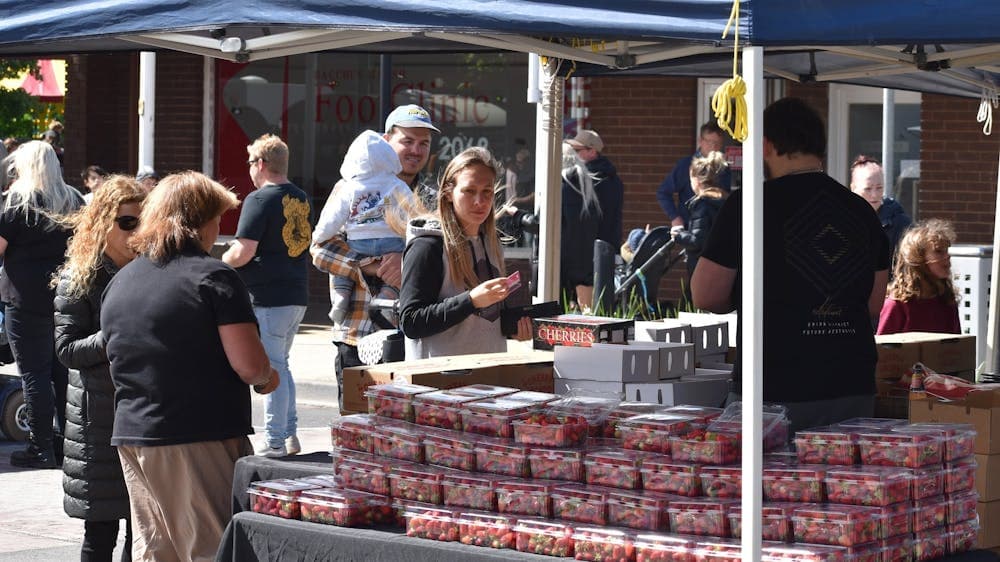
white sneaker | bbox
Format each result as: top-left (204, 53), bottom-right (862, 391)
top-left (256, 442), bottom-right (286, 458)
top-left (285, 436), bottom-right (301, 455)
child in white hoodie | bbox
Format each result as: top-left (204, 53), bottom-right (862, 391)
top-left (313, 129), bottom-right (415, 323)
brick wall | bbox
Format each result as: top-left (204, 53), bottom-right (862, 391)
top-left (588, 76), bottom-right (699, 305)
top-left (920, 94), bottom-right (1000, 245)
top-left (153, 53), bottom-right (204, 174)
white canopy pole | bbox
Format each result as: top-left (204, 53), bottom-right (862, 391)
top-left (985, 149), bottom-right (1000, 375)
top-left (138, 51), bottom-right (156, 172)
top-left (882, 89), bottom-right (895, 198)
top-left (740, 45), bottom-right (765, 562)
top-left (533, 55), bottom-right (563, 303)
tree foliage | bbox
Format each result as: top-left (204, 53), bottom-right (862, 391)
top-left (0, 59), bottom-right (45, 140)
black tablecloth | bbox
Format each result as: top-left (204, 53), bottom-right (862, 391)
top-left (223, 455), bottom-right (1000, 562)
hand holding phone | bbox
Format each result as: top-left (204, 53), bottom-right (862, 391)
top-left (505, 270), bottom-right (522, 293)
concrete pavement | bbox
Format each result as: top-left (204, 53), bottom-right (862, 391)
top-left (0, 320), bottom-right (341, 561)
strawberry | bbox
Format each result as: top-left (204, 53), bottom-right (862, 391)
top-left (762, 464), bottom-right (827, 503)
top-left (699, 465), bottom-right (742, 499)
top-left (497, 479), bottom-right (558, 518)
top-left (727, 502), bottom-right (795, 542)
top-left (372, 422), bottom-right (425, 463)
top-left (913, 528), bottom-right (947, 561)
top-left (529, 446), bottom-right (586, 481)
top-left (456, 511), bottom-right (517, 549)
top-left (666, 499), bottom-right (738, 537)
top-left (793, 426), bottom-right (858, 465)
top-left (330, 414), bottom-right (378, 453)
top-left (298, 488), bottom-right (392, 527)
top-left (248, 479), bottom-right (322, 519)
top-left (514, 519), bottom-right (575, 557)
top-left (572, 526), bottom-right (636, 562)
top-left (412, 390), bottom-right (482, 430)
top-left (403, 505), bottom-right (460, 541)
top-left (551, 484), bottom-right (610, 526)
top-left (423, 430), bottom-right (477, 471)
top-left (388, 464), bottom-right (448, 504)
top-left (512, 413), bottom-right (589, 447)
top-left (474, 437), bottom-right (532, 478)
top-left (640, 456), bottom-right (703, 497)
top-left (823, 466), bottom-right (911, 507)
top-left (634, 534), bottom-right (697, 562)
top-left (364, 382), bottom-right (435, 422)
top-left (947, 491), bottom-right (979, 524)
top-left (944, 458), bottom-right (976, 494)
top-left (441, 472), bottom-right (506, 511)
top-left (460, 397), bottom-right (536, 438)
top-left (606, 489), bottom-right (676, 531)
top-left (791, 504), bottom-right (880, 546)
top-left (857, 429), bottom-right (943, 468)
top-left (584, 448), bottom-right (647, 489)
top-left (617, 413), bottom-right (699, 454)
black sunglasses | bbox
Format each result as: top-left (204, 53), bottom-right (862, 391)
top-left (115, 216), bottom-right (140, 231)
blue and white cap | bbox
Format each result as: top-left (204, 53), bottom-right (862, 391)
top-left (384, 104), bottom-right (440, 133)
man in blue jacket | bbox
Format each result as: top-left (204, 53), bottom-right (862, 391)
top-left (657, 121), bottom-right (731, 228)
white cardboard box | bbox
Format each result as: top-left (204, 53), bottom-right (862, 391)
top-left (667, 315), bottom-right (729, 357)
top-left (698, 363), bottom-right (735, 374)
top-left (625, 341), bottom-right (695, 379)
top-left (634, 321), bottom-right (692, 345)
top-left (554, 377), bottom-right (730, 407)
top-left (554, 343), bottom-right (660, 383)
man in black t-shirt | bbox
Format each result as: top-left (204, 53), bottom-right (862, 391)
top-left (223, 134), bottom-right (312, 457)
top-left (692, 98), bottom-right (890, 433)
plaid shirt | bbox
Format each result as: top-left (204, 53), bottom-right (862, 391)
top-left (311, 235), bottom-right (372, 346)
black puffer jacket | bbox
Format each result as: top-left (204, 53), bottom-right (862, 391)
top-left (54, 258), bottom-right (129, 521)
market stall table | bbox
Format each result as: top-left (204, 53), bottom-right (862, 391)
top-left (223, 455), bottom-right (1000, 562)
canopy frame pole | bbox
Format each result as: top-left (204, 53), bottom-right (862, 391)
top-left (986, 148), bottom-right (1000, 375)
top-left (138, 51), bottom-right (156, 174)
top-left (533, 55), bottom-right (563, 302)
top-left (740, 44), bottom-right (764, 562)
top-left (882, 89), bottom-right (895, 198)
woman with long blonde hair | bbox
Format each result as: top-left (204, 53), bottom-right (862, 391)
top-left (0, 140), bottom-right (83, 468)
top-left (877, 219), bottom-right (961, 335)
top-left (54, 175), bottom-right (145, 562)
top-left (399, 147), bottom-right (532, 359)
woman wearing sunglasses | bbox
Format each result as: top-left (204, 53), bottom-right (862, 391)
top-left (0, 140), bottom-right (84, 468)
top-left (53, 175), bottom-right (145, 562)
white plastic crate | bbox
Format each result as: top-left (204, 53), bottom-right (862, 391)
top-left (949, 244), bottom-right (991, 370)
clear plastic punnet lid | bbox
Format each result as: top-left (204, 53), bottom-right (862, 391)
top-left (401, 504), bottom-right (460, 520)
top-left (249, 478), bottom-right (322, 497)
top-left (825, 465), bottom-right (911, 482)
top-left (709, 401), bottom-right (788, 434)
top-left (423, 429), bottom-right (477, 449)
top-left (449, 383), bottom-right (519, 398)
top-left (571, 526), bottom-right (636, 544)
top-left (546, 393), bottom-right (621, 420)
top-left (504, 390), bottom-right (559, 404)
top-left (473, 435), bottom-right (531, 455)
top-left (528, 446), bottom-right (587, 460)
top-left (300, 487), bottom-right (388, 507)
top-left (497, 478), bottom-right (560, 494)
top-left (763, 464), bottom-right (828, 479)
top-left (617, 412), bottom-right (700, 434)
top-left (691, 538), bottom-right (742, 560)
top-left (512, 518), bottom-right (573, 535)
top-left (391, 464), bottom-right (450, 481)
top-left (761, 543), bottom-right (850, 562)
top-left (455, 510), bottom-right (517, 527)
top-left (412, 389), bottom-right (485, 407)
top-left (668, 498), bottom-right (739, 514)
top-left (442, 472), bottom-right (508, 488)
top-left (794, 425), bottom-right (857, 442)
top-left (364, 382), bottom-right (437, 399)
top-left (551, 483), bottom-right (615, 502)
top-left (607, 401), bottom-right (663, 418)
top-left (585, 448), bottom-right (647, 467)
top-left (641, 456), bottom-right (700, 473)
top-left (836, 417), bottom-right (907, 430)
top-left (373, 421), bottom-right (424, 441)
top-left (792, 504), bottom-right (881, 523)
top-left (330, 413), bottom-right (379, 430)
top-left (660, 405), bottom-right (724, 424)
top-left (633, 533), bottom-right (697, 553)
top-left (606, 488), bottom-right (678, 508)
top-left (906, 421), bottom-right (975, 436)
top-left (294, 474), bottom-right (340, 488)
top-left (463, 396), bottom-right (538, 416)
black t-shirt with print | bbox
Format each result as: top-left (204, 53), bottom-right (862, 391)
top-left (101, 248), bottom-right (257, 446)
top-left (234, 183), bottom-right (312, 307)
top-left (701, 172), bottom-right (890, 402)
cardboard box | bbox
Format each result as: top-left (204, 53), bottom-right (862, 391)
top-left (875, 332), bottom-right (976, 378)
top-left (978, 499), bottom-right (1000, 548)
top-left (554, 343), bottom-right (660, 383)
top-left (626, 341), bottom-right (695, 379)
top-left (976, 454), bottom-right (1000, 502)
top-left (668, 315), bottom-right (729, 357)
top-left (341, 351), bottom-right (554, 414)
top-left (699, 363), bottom-right (734, 374)
top-left (909, 392), bottom-right (1000, 455)
top-left (634, 320), bottom-right (691, 345)
top-left (874, 335), bottom-right (922, 381)
top-left (532, 314), bottom-right (634, 350)
top-left (678, 311), bottom-right (738, 343)
top-left (553, 376), bottom-right (730, 407)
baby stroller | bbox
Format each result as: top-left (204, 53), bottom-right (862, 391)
top-left (594, 226), bottom-right (686, 318)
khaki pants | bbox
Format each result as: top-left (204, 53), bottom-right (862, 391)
top-left (118, 436), bottom-right (252, 562)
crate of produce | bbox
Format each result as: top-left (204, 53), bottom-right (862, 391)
top-left (412, 389), bottom-right (483, 430)
top-left (422, 429), bottom-right (476, 471)
top-left (442, 472), bottom-right (507, 511)
top-left (912, 495), bottom-right (948, 532)
top-left (634, 534), bottom-right (697, 562)
top-left (875, 501), bottom-right (913, 539)
top-left (514, 518), bottom-right (575, 557)
top-left (824, 466), bottom-right (911, 506)
top-left (606, 488), bottom-right (675, 531)
top-left (298, 488), bottom-right (394, 527)
top-left (660, 404), bottom-right (724, 424)
top-left (388, 464), bottom-right (449, 504)
top-left (791, 504), bottom-right (881, 546)
top-left (700, 465), bottom-right (742, 499)
top-left (669, 428), bottom-right (740, 465)
top-left (337, 457), bottom-right (408, 496)
top-left (551, 484), bottom-right (610, 526)
top-left (372, 421), bottom-right (425, 463)
top-left (364, 382), bottom-right (436, 422)
top-left (329, 414), bottom-right (378, 453)
top-left (762, 464), bottom-right (827, 503)
top-left (512, 413), bottom-right (589, 447)
top-left (760, 543), bottom-right (852, 562)
top-left (912, 527), bottom-right (947, 561)
top-left (497, 479), bottom-right (558, 518)
top-left (248, 479), bottom-right (322, 519)
top-left (402, 504), bottom-right (461, 542)
top-left (546, 395), bottom-right (621, 437)
top-left (456, 510), bottom-right (518, 549)
top-left (667, 498), bottom-right (738, 537)
top-left (585, 448), bottom-right (647, 489)
top-left (944, 457), bottom-right (976, 494)
top-left (947, 490), bottom-right (978, 524)
top-left (603, 401), bottom-right (665, 438)
top-left (474, 436), bottom-right (532, 478)
top-left (857, 428), bottom-right (944, 468)
top-left (907, 466), bottom-right (945, 500)
top-left (640, 456), bottom-right (702, 496)
top-left (727, 502), bottom-right (795, 542)
top-left (449, 383), bottom-right (518, 399)
top-left (904, 422), bottom-right (976, 462)
top-left (879, 534), bottom-right (913, 562)
top-left (707, 402), bottom-right (790, 453)
top-left (618, 413), bottom-right (700, 454)
top-left (461, 397), bottom-right (538, 438)
top-left (948, 518), bottom-right (979, 555)
top-left (572, 526), bottom-right (637, 562)
top-left (794, 426), bottom-right (858, 465)
top-left (529, 446), bottom-right (586, 481)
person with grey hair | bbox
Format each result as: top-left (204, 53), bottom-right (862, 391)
top-left (559, 141), bottom-right (602, 312)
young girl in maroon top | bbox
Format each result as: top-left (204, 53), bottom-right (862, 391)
top-left (877, 219), bottom-right (961, 335)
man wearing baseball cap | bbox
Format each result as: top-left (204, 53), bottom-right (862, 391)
top-left (313, 104), bottom-right (440, 408)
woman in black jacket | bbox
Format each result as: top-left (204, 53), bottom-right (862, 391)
top-left (54, 176), bottom-right (146, 562)
top-left (671, 151), bottom-right (729, 303)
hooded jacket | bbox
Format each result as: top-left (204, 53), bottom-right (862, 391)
top-left (312, 129), bottom-right (413, 245)
top-left (398, 217), bottom-right (506, 359)
top-left (878, 197), bottom-right (912, 253)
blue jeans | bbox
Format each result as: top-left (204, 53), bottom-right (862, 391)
top-left (254, 305), bottom-right (306, 448)
top-left (333, 237), bottom-right (406, 292)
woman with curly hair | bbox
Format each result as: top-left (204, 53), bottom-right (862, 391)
top-left (54, 175), bottom-right (145, 561)
top-left (0, 140), bottom-right (84, 468)
top-left (876, 219), bottom-right (961, 335)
